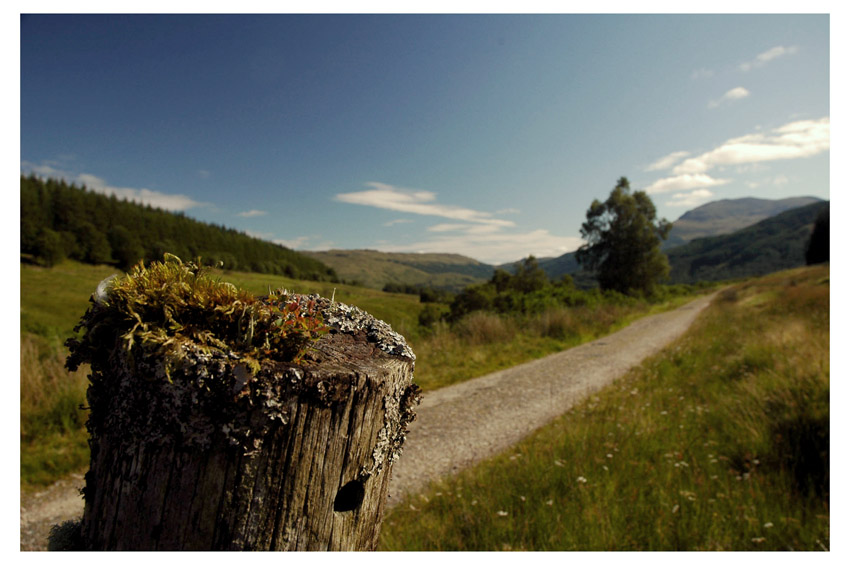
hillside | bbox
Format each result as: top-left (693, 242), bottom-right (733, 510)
top-left (666, 201), bottom-right (828, 284)
top-left (665, 196), bottom-right (823, 247)
top-left (303, 249), bottom-right (495, 291)
top-left (534, 196), bottom-right (826, 286)
top-left (20, 175), bottom-right (337, 281)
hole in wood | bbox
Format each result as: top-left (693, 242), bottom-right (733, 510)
top-left (334, 480), bottom-right (365, 513)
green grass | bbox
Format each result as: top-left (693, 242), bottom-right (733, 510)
top-left (20, 259), bottom-right (707, 491)
top-left (379, 265), bottom-right (829, 551)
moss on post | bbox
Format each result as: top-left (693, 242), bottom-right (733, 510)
top-left (65, 256), bottom-right (419, 550)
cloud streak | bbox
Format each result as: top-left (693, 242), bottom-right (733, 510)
top-left (335, 182), bottom-right (515, 228)
top-left (708, 86), bottom-right (750, 109)
top-left (238, 209), bottom-right (268, 217)
top-left (645, 151), bottom-right (691, 172)
top-left (739, 45), bottom-right (799, 72)
top-left (645, 173), bottom-right (731, 195)
top-left (665, 189), bottom-right (715, 208)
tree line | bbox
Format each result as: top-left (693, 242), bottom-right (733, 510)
top-left (20, 174), bottom-right (338, 281)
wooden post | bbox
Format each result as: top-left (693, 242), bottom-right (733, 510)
top-left (75, 295), bottom-right (419, 551)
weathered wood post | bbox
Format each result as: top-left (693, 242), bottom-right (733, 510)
top-left (64, 258), bottom-right (419, 550)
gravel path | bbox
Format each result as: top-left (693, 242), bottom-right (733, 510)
top-left (20, 293), bottom-right (714, 550)
top-left (386, 293), bottom-right (716, 507)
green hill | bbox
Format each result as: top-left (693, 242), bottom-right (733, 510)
top-left (303, 249), bottom-right (495, 291)
top-left (666, 201), bottom-right (828, 283)
top-left (20, 174), bottom-right (337, 281)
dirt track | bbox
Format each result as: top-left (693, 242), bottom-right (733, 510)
top-left (20, 293), bottom-right (715, 550)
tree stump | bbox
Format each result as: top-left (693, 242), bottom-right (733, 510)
top-left (76, 295), bottom-right (419, 550)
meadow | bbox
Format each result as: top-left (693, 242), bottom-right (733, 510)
top-left (379, 265), bottom-right (829, 550)
top-left (20, 259), bottom-right (704, 491)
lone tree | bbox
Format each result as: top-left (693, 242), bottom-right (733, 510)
top-left (576, 177), bottom-right (672, 295)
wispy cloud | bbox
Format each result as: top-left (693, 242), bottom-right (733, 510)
top-left (645, 173), bottom-right (731, 195)
top-left (739, 45), bottom-right (799, 72)
top-left (691, 68), bottom-right (714, 80)
top-left (378, 229), bottom-right (583, 266)
top-left (23, 162), bottom-right (207, 212)
top-left (666, 189), bottom-right (715, 208)
top-left (708, 86), bottom-right (750, 109)
top-left (336, 181), bottom-right (578, 264)
top-left (672, 117), bottom-right (829, 175)
top-left (384, 218), bottom-right (414, 227)
top-left (273, 235), bottom-right (312, 249)
top-left (335, 182), bottom-right (515, 228)
top-left (238, 209), bottom-right (268, 218)
top-left (244, 231), bottom-right (331, 251)
top-left (645, 151), bottom-right (691, 172)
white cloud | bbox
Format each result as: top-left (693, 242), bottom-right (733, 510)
top-left (335, 182), bottom-right (515, 228)
top-left (238, 209), bottom-right (268, 217)
top-left (666, 189), bottom-right (715, 208)
top-left (77, 173), bottom-right (205, 211)
top-left (672, 117), bottom-right (829, 175)
top-left (378, 228), bottom-right (583, 265)
top-left (645, 151), bottom-right (691, 172)
top-left (197, 169), bottom-right (211, 179)
top-left (427, 223), bottom-right (503, 235)
top-left (739, 45), bottom-right (799, 72)
top-left (708, 86), bottom-right (750, 109)
top-left (644, 173), bottom-right (731, 194)
top-left (23, 162), bottom-right (206, 212)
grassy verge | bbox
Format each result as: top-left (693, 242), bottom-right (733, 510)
top-left (379, 265), bottom-right (829, 551)
top-left (20, 260), bottom-right (707, 491)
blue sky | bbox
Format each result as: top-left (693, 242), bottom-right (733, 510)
top-left (20, 12), bottom-right (831, 265)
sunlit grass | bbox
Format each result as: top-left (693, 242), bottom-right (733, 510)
top-left (380, 265), bottom-right (829, 551)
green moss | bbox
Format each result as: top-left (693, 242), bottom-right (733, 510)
top-left (65, 254), bottom-right (328, 379)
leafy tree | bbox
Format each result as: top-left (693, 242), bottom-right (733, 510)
top-left (805, 207), bottom-right (829, 265)
top-left (576, 177), bottom-right (672, 295)
top-left (510, 256), bottom-right (549, 293)
top-left (33, 228), bottom-right (66, 267)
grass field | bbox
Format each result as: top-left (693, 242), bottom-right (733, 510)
top-left (379, 265), bottom-right (829, 550)
top-left (20, 259), bottom-right (706, 491)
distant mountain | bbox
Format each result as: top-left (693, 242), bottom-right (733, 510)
top-left (666, 201), bottom-right (828, 284)
top-left (303, 249), bottom-right (495, 291)
top-left (665, 196), bottom-right (823, 247)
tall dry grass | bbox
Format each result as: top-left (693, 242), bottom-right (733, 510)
top-left (20, 334), bottom-right (90, 489)
top-left (380, 266), bottom-right (829, 550)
